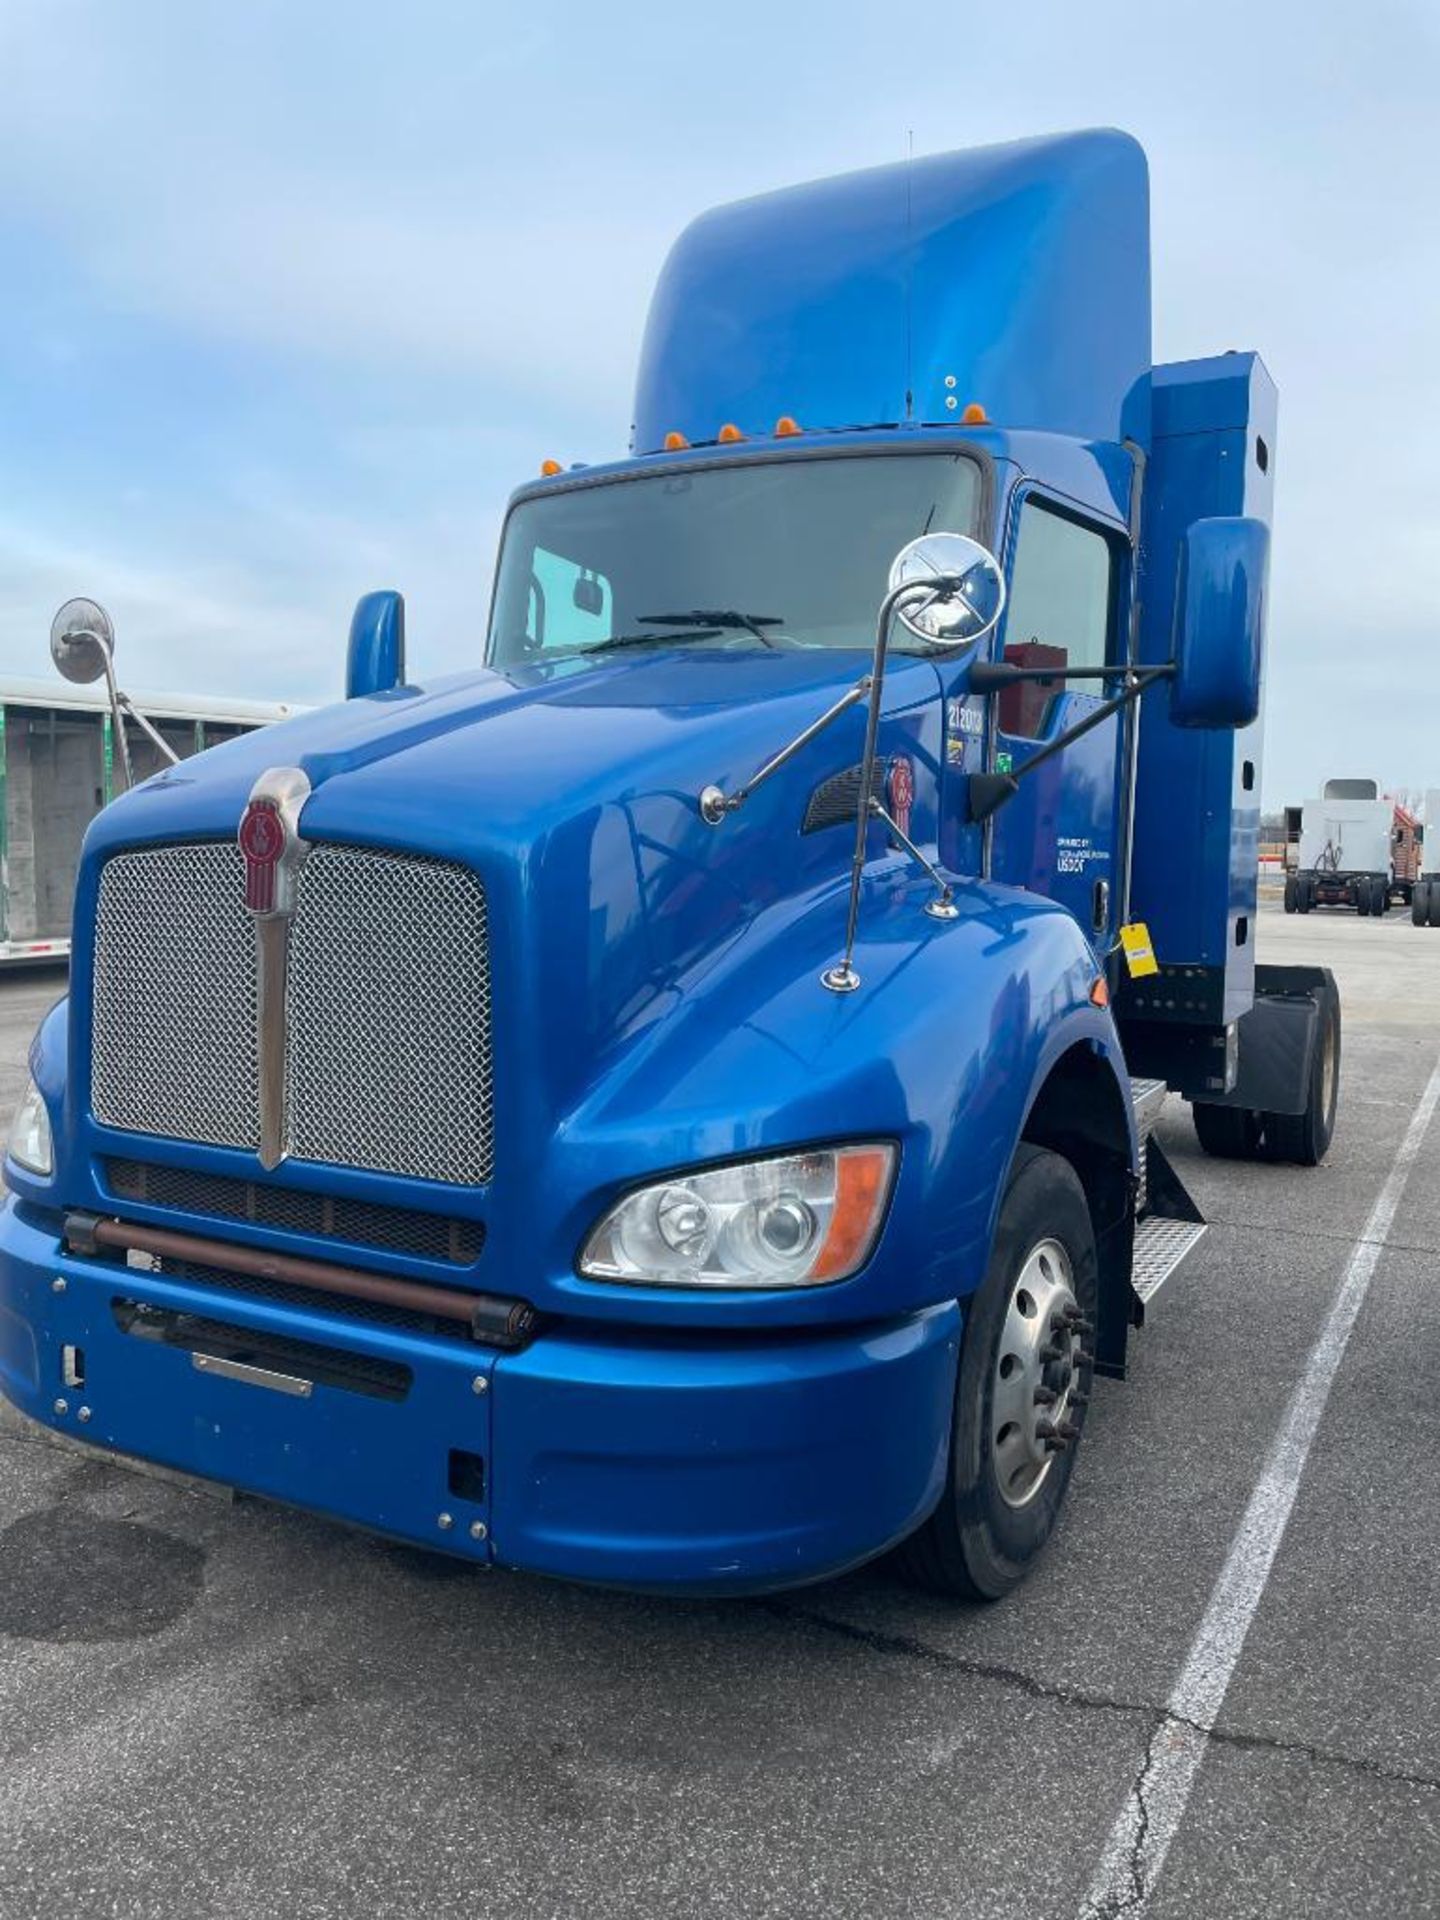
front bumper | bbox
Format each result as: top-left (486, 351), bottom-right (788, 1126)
top-left (0, 1198), bottom-right (959, 1594)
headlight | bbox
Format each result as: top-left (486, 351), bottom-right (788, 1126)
top-left (579, 1144), bottom-right (895, 1289)
top-left (6, 1076), bottom-right (53, 1177)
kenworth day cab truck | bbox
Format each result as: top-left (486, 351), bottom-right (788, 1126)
top-left (1, 132), bottom-right (1342, 1600)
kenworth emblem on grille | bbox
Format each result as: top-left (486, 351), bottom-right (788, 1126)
top-left (886, 755), bottom-right (915, 841)
top-left (239, 767), bottom-right (312, 1168)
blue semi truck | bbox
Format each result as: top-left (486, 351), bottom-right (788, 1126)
top-left (1, 131), bottom-right (1340, 1599)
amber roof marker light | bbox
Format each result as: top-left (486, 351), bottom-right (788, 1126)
top-left (774, 415), bottom-right (803, 436)
top-left (540, 458), bottom-right (563, 477)
top-left (717, 423), bottom-right (745, 443)
top-left (960, 402), bottom-right (989, 425)
top-left (663, 431), bottom-right (690, 451)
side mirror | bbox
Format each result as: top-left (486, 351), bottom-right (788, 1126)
top-left (346, 590), bottom-right (407, 699)
top-left (888, 533), bottom-right (1006, 645)
top-left (1170, 517), bottom-right (1268, 729)
top-left (50, 598), bottom-right (116, 685)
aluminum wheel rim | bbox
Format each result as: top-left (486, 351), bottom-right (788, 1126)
top-left (992, 1236), bottom-right (1083, 1509)
top-left (1319, 1016), bottom-right (1337, 1120)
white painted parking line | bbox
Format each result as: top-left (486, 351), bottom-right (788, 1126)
top-left (1078, 1050), bottom-right (1440, 1919)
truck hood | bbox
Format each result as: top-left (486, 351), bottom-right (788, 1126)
top-left (84, 646), bottom-right (946, 1113)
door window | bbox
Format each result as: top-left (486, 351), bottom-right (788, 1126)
top-left (1000, 502), bottom-right (1117, 737)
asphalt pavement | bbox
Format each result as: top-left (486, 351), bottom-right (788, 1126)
top-left (1, 900), bottom-right (1438, 1919)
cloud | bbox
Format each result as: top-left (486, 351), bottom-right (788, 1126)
top-left (0, 0), bottom-right (1436, 804)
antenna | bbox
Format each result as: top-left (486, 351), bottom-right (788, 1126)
top-left (904, 129), bottom-right (915, 421)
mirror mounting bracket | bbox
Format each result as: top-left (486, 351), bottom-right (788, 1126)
top-left (698, 678), bottom-right (871, 824)
top-left (966, 664), bottom-right (1174, 824)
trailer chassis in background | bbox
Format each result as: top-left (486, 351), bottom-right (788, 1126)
top-left (0, 678), bottom-right (292, 967)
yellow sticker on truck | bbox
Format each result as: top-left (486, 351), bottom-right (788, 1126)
top-left (1119, 921), bottom-right (1159, 978)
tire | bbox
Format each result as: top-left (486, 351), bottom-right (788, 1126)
top-left (1371, 877), bottom-right (1389, 917)
top-left (899, 1145), bottom-right (1098, 1601)
top-left (1413, 881), bottom-right (1430, 928)
top-left (1192, 1102), bottom-right (1264, 1159)
top-left (1356, 881), bottom-right (1371, 917)
top-left (1429, 884), bottom-right (1440, 930)
top-left (1283, 875), bottom-right (1298, 914)
top-left (1265, 978), bottom-right (1341, 1166)
top-left (1296, 873), bottom-right (1315, 913)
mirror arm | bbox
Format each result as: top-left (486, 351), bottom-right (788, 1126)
top-left (699, 678), bottom-right (871, 825)
top-left (100, 655), bottom-right (135, 791)
top-left (116, 692), bottom-right (181, 768)
top-left (967, 664), bottom-right (1174, 824)
top-left (821, 577), bottom-right (946, 993)
top-left (867, 797), bottom-right (959, 921)
top-left (968, 661), bottom-right (1127, 691)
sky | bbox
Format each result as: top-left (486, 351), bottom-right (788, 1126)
top-left (0, 0), bottom-right (1436, 807)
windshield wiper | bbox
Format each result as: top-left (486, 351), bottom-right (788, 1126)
top-left (579, 625), bottom-right (725, 655)
top-left (637, 609), bottom-right (783, 648)
top-left (553, 610), bottom-right (786, 659)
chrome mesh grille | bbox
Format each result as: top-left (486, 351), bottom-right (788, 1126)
top-left (90, 840), bottom-right (494, 1186)
top-left (92, 843), bottom-right (260, 1148)
top-left (286, 847), bottom-right (494, 1185)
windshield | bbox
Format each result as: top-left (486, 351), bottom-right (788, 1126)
top-left (486, 451), bottom-right (982, 668)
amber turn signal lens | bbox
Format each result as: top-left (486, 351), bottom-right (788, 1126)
top-left (1090, 976), bottom-right (1110, 1008)
top-left (774, 415), bottom-right (802, 436)
top-left (663, 431), bottom-right (689, 451)
top-left (960, 402), bottom-right (989, 425)
top-left (540, 458), bottom-right (563, 476)
top-left (717, 423), bottom-right (745, 443)
top-left (809, 1145), bottom-right (896, 1283)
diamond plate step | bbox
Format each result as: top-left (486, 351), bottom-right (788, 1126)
top-left (1131, 1213), bottom-right (1207, 1304)
top-left (1129, 1075), bottom-right (1168, 1143)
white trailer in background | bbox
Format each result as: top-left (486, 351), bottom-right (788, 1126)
top-left (1285, 777), bottom-right (1394, 917)
top-left (0, 676), bottom-right (294, 965)
top-left (1413, 788), bottom-right (1440, 927)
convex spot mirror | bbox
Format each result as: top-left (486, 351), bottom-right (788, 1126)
top-left (1170, 516), bottom-right (1268, 730)
top-left (888, 533), bottom-right (1005, 646)
top-left (50, 598), bottom-right (115, 685)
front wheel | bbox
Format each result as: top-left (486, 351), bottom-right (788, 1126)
top-left (899, 1145), bottom-right (1098, 1601)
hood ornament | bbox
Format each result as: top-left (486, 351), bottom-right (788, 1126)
top-left (239, 767), bottom-right (312, 1167)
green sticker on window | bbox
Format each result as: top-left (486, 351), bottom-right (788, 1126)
top-left (995, 751), bottom-right (1013, 775)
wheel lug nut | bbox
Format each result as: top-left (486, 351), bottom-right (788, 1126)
top-left (1038, 1343), bottom-right (1064, 1364)
top-left (1056, 1419), bottom-right (1082, 1442)
top-left (1033, 1386), bottom-right (1058, 1407)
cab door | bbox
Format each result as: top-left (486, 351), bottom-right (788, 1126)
top-left (986, 491), bottom-right (1129, 950)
